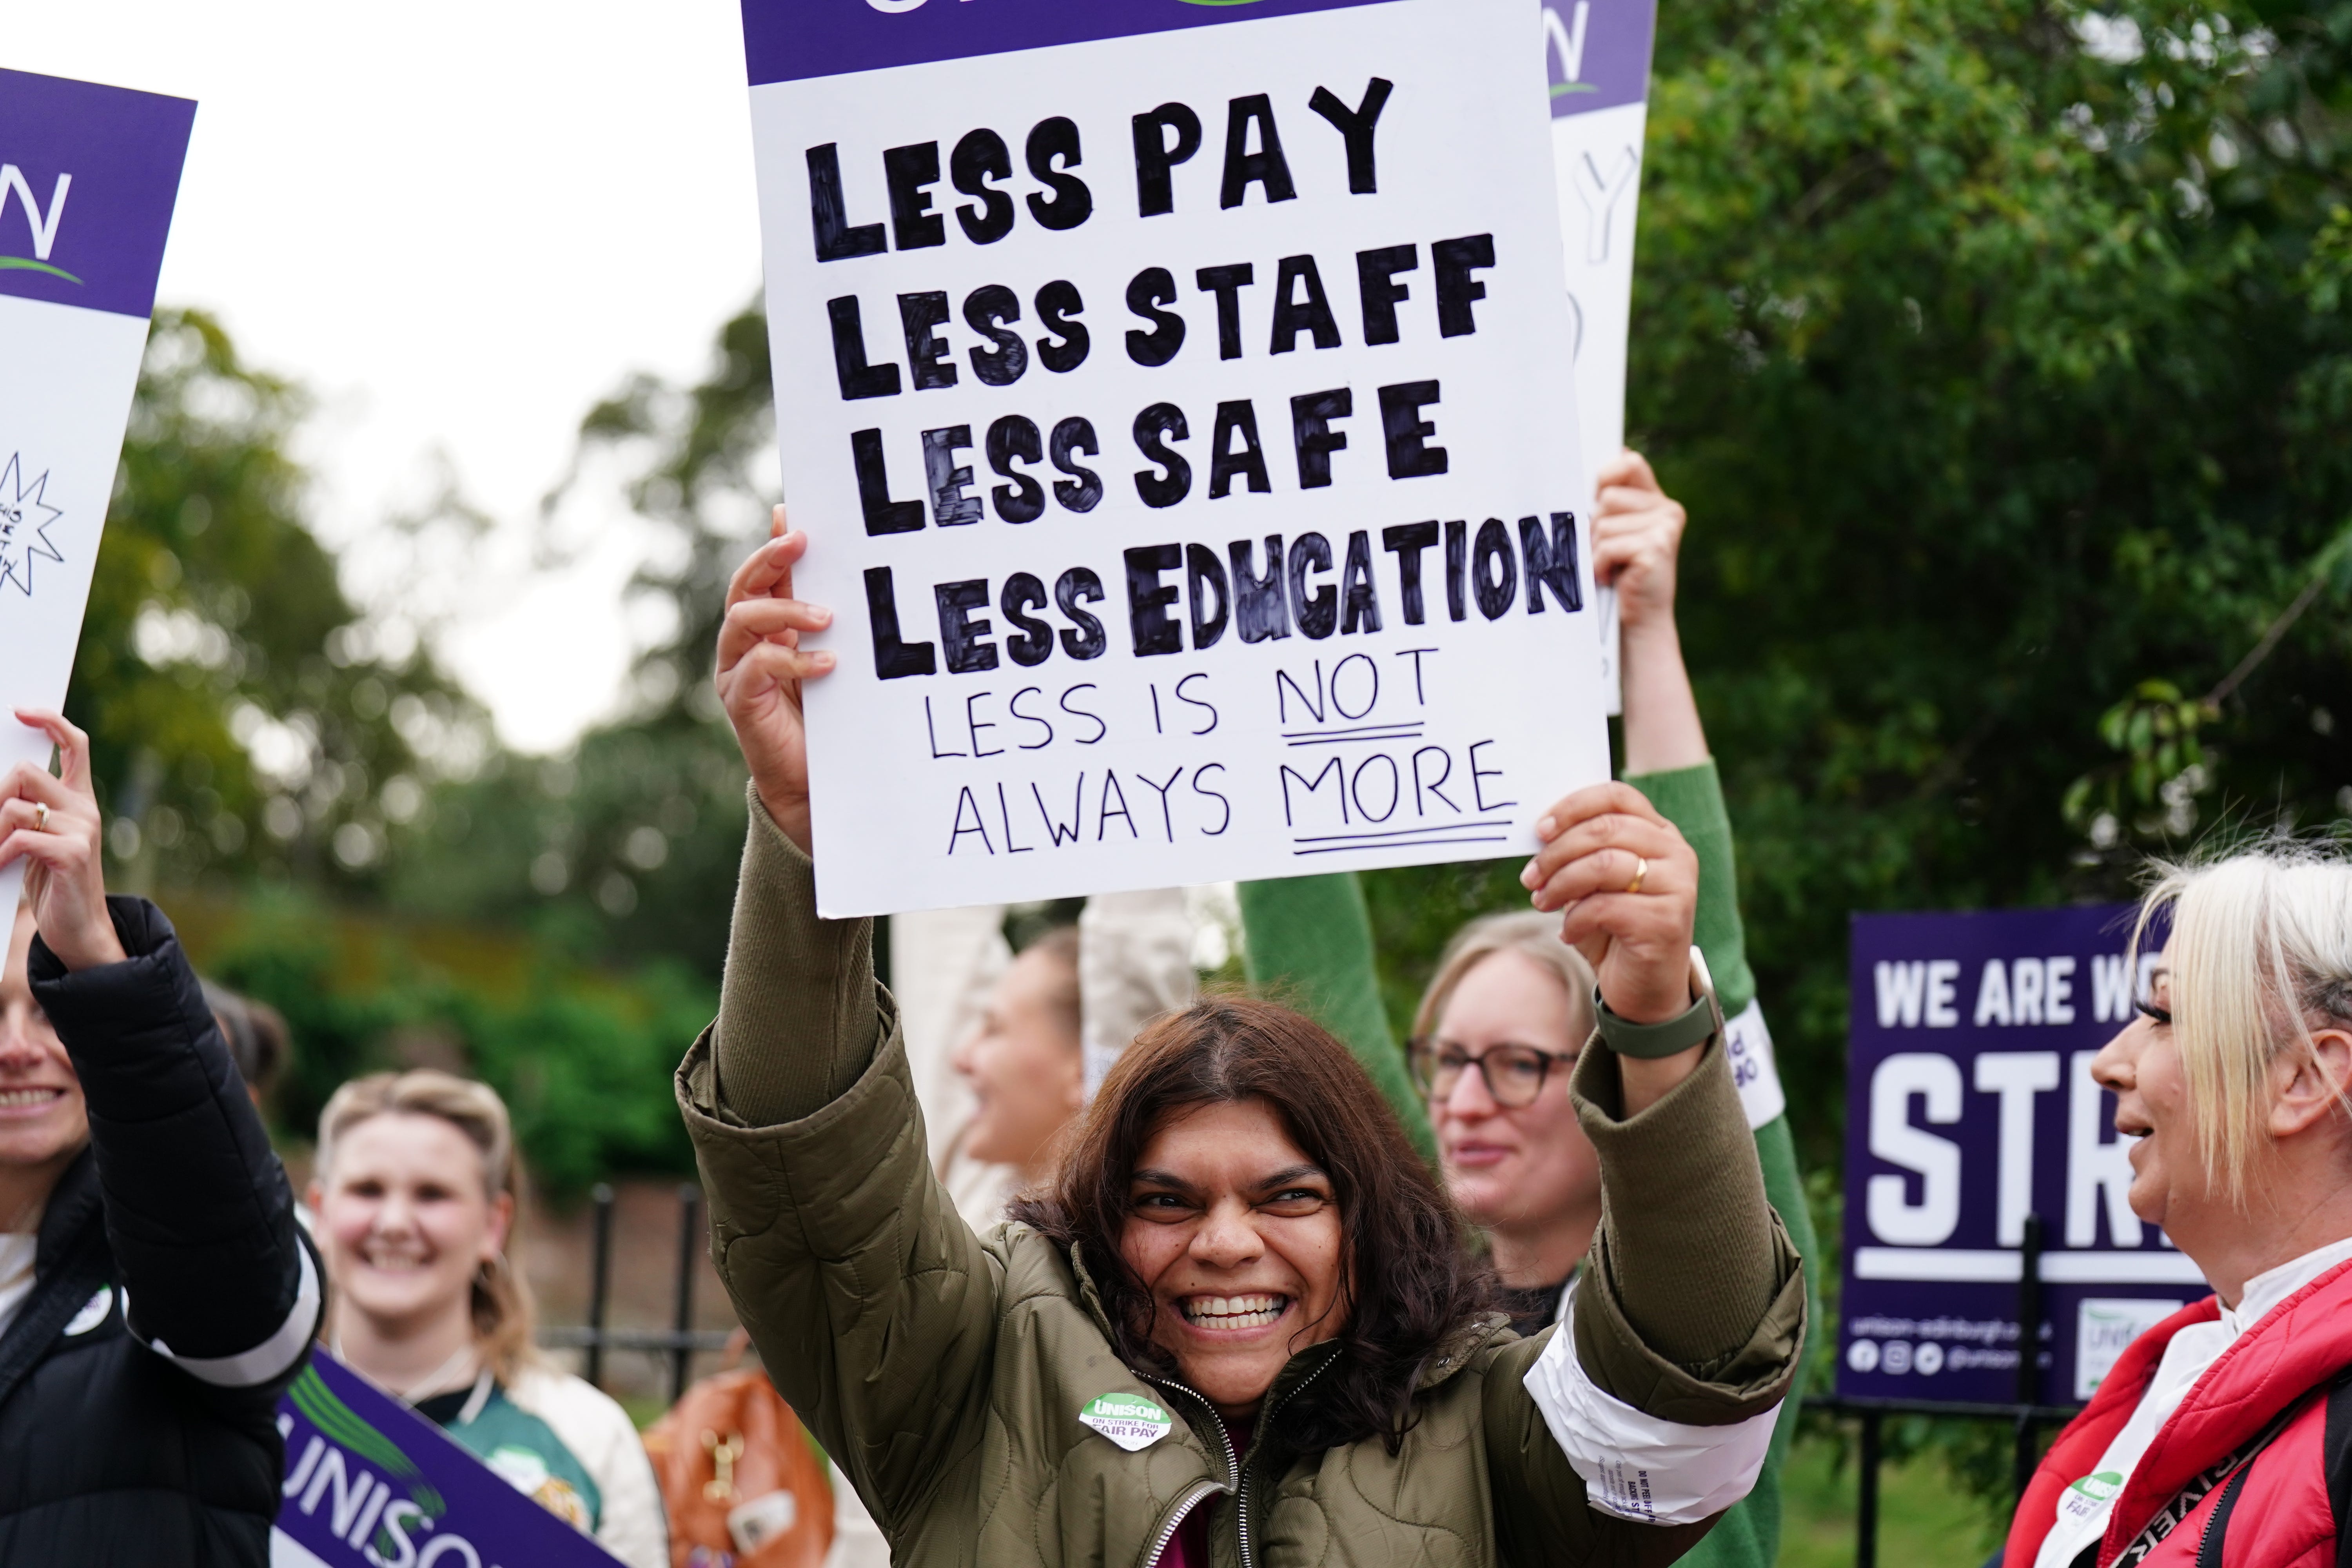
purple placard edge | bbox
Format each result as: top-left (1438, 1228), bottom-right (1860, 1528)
top-left (746, 0), bottom-right (1423, 86)
top-left (276, 1350), bottom-right (622, 1566)
top-left (0, 68), bottom-right (194, 321)
top-left (1543, 0), bottom-right (1655, 118)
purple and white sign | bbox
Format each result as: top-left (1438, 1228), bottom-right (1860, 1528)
top-left (1839, 905), bottom-right (2203, 1407)
top-left (0, 69), bottom-right (195, 904)
top-left (1540, 0), bottom-right (1659, 715)
top-left (272, 1350), bottom-right (622, 1568)
top-left (742, 0), bottom-right (1607, 916)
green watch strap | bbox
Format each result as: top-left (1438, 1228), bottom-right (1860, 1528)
top-left (1592, 986), bottom-right (1719, 1059)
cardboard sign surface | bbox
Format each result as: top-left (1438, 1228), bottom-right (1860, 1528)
top-left (0, 69), bottom-right (195, 900)
top-left (742, 0), bottom-right (1608, 915)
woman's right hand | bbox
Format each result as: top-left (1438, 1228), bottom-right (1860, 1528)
top-left (0, 710), bottom-right (127, 971)
top-left (1592, 448), bottom-right (1685, 636)
top-left (716, 507), bottom-right (837, 857)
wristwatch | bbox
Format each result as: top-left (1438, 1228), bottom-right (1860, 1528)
top-left (1593, 946), bottom-right (1725, 1060)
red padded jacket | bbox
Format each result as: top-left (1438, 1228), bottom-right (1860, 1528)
top-left (2005, 1258), bottom-right (2352, 1568)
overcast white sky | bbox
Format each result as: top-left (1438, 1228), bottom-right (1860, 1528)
top-left (5, 0), bottom-right (768, 751)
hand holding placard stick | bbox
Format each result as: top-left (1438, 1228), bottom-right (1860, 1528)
top-left (740, 0), bottom-right (1610, 916)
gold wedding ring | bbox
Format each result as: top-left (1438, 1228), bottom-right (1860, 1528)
top-left (31, 802), bottom-right (47, 833)
top-left (1625, 855), bottom-right (1648, 895)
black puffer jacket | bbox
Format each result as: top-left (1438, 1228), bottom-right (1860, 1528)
top-left (0, 898), bottom-right (319, 1565)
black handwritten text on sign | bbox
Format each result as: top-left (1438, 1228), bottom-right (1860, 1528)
top-left (741, 0), bottom-right (1607, 915)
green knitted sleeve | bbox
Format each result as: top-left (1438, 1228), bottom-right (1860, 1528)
top-left (1623, 758), bottom-right (1818, 1568)
top-left (1237, 873), bottom-right (1438, 1164)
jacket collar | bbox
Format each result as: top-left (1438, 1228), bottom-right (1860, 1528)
top-left (2106, 1257), bottom-right (2352, 1555)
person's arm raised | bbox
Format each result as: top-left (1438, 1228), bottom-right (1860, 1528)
top-left (1517, 783), bottom-right (1785, 1358)
top-left (1594, 449), bottom-right (1706, 779)
top-left (704, 512), bottom-right (876, 1129)
top-left (1486, 782), bottom-right (1800, 1543)
top-left (683, 512), bottom-right (1003, 1531)
top-left (4, 710), bottom-right (318, 1396)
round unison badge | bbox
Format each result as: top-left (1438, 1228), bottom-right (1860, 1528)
top-left (1079, 1393), bottom-right (1174, 1452)
top-left (65, 1284), bottom-right (112, 1336)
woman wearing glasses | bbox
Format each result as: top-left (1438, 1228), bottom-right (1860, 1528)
top-left (1242, 451), bottom-right (1817, 1568)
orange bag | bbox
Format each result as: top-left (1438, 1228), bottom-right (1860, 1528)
top-left (643, 1358), bottom-right (834, 1568)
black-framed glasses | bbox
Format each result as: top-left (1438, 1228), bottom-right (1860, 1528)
top-left (1406, 1040), bottom-right (1576, 1109)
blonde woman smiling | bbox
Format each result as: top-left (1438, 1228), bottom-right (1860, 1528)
top-left (311, 1071), bottom-right (666, 1568)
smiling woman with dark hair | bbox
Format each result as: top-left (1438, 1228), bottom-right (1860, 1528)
top-left (1011, 995), bottom-right (1486, 1458)
top-left (679, 512), bottom-right (1807, 1568)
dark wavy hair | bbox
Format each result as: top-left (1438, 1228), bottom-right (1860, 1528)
top-left (1010, 995), bottom-right (1492, 1454)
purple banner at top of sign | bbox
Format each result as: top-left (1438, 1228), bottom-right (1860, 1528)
top-left (744, 0), bottom-right (1419, 87)
top-left (1542, 0), bottom-right (1655, 118)
top-left (0, 69), bottom-right (195, 321)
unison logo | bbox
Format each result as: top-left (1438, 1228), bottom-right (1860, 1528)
top-left (0, 164), bottom-right (76, 284)
top-left (1546, 1), bottom-right (1595, 97)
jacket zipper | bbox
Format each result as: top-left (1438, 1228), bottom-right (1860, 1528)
top-left (1141, 1347), bottom-right (1339, 1568)
top-left (1139, 1378), bottom-right (1239, 1568)
top-left (1233, 1350), bottom-right (1339, 1568)
top-left (1140, 1480), bottom-right (1225, 1568)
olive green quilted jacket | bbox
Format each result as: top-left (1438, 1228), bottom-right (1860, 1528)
top-left (676, 803), bottom-right (1804, 1568)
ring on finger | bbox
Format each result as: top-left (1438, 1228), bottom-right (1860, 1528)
top-left (31, 802), bottom-right (47, 833)
top-left (1624, 854), bottom-right (1648, 896)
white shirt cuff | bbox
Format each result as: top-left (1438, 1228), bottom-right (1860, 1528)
top-left (1523, 1284), bottom-right (1782, 1526)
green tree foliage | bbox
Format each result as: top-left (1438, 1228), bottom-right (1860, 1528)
top-left (1363, 0), bottom-right (2352, 1537)
top-left (1367, 0), bottom-right (2352, 1166)
top-left (71, 310), bottom-right (715, 1188)
top-left (382, 307), bottom-right (777, 980)
top-left (78, 310), bottom-right (487, 892)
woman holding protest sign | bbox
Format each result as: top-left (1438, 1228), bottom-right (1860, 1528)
top-left (2002, 848), bottom-right (2352, 1568)
top-left (309, 1070), bottom-right (668, 1568)
top-left (0, 710), bottom-right (321, 1567)
top-left (1234, 451), bottom-right (1819, 1568)
top-left (678, 510), bottom-right (1804, 1568)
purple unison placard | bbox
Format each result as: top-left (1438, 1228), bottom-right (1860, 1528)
top-left (1542, 0), bottom-right (1656, 118)
top-left (1839, 905), bottom-right (2205, 1407)
top-left (746, 0), bottom-right (1409, 86)
top-left (0, 67), bottom-right (195, 319)
top-left (273, 1350), bottom-right (622, 1568)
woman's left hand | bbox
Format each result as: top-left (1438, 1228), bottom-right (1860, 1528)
top-left (1519, 782), bottom-right (1698, 1024)
top-left (0, 710), bottom-right (125, 971)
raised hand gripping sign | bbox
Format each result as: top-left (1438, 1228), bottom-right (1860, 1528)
top-left (0, 70), bottom-right (194, 903)
top-left (742, 0), bottom-right (1609, 917)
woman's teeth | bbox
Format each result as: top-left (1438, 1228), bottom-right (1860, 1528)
top-left (0, 1088), bottom-right (62, 1108)
top-left (361, 1251), bottom-right (430, 1272)
top-left (1182, 1294), bottom-right (1287, 1328)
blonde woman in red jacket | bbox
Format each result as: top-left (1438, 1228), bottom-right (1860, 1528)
top-left (2007, 845), bottom-right (2352, 1568)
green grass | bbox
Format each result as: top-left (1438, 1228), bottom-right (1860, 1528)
top-left (1778, 1433), bottom-right (2003, 1568)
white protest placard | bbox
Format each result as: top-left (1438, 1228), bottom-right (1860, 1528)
top-left (0, 70), bottom-right (196, 904)
top-left (1543, 0), bottom-right (1658, 714)
top-left (741, 0), bottom-right (1608, 917)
